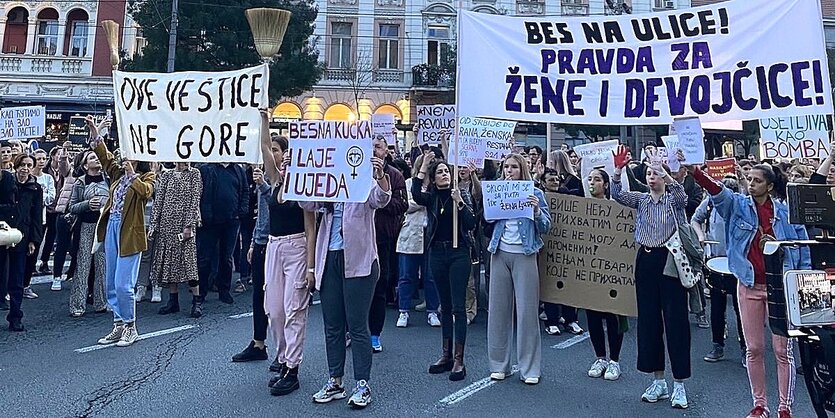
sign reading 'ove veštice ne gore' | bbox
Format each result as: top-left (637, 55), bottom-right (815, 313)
top-left (458, 0), bottom-right (833, 125)
top-left (113, 65), bottom-right (268, 163)
top-left (283, 121), bottom-right (374, 203)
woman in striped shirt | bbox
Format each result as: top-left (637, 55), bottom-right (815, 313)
top-left (611, 145), bottom-right (691, 410)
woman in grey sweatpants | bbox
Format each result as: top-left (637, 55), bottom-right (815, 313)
top-left (485, 153), bottom-right (551, 384)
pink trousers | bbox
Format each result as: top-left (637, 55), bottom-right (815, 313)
top-left (264, 233), bottom-right (310, 369)
top-left (738, 283), bottom-right (796, 413)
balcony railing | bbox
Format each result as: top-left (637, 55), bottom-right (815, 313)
top-left (411, 64), bottom-right (455, 89)
top-left (0, 54), bottom-right (92, 76)
top-left (561, 3), bottom-right (589, 16)
top-left (517, 0), bottom-right (545, 15)
top-left (373, 69), bottom-right (404, 83)
top-left (324, 68), bottom-right (356, 82)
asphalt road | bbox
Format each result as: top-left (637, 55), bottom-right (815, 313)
top-left (0, 277), bottom-right (816, 418)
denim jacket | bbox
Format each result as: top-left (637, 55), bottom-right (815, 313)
top-left (487, 188), bottom-right (551, 256)
top-left (708, 183), bottom-right (811, 288)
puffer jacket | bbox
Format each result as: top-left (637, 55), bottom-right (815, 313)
top-left (396, 178), bottom-right (427, 255)
top-left (12, 175), bottom-right (45, 246)
top-left (55, 176), bottom-right (78, 214)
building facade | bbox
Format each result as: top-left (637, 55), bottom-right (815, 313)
top-left (0, 0), bottom-right (131, 142)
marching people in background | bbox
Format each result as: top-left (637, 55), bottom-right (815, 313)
top-left (486, 153), bottom-right (551, 385)
top-left (612, 145), bottom-right (691, 409)
top-left (197, 158), bottom-right (249, 306)
top-left (254, 111), bottom-right (316, 397)
top-left (50, 152), bottom-right (85, 292)
top-left (67, 150), bottom-right (109, 317)
top-left (690, 160), bottom-right (811, 418)
top-left (21, 148), bottom-right (55, 299)
top-left (369, 134), bottom-right (408, 353)
top-left (301, 150), bottom-right (391, 409)
top-left (810, 143), bottom-right (835, 185)
top-left (151, 162), bottom-right (203, 318)
top-left (584, 168), bottom-right (627, 382)
top-left (456, 163), bottom-right (483, 325)
top-left (413, 154), bottom-right (477, 382)
top-left (691, 176), bottom-right (747, 365)
top-left (40, 145), bottom-right (71, 282)
top-left (88, 117), bottom-right (156, 347)
top-left (2, 154), bottom-right (44, 331)
top-left (0, 141), bottom-right (13, 170)
top-left (395, 153), bottom-right (441, 328)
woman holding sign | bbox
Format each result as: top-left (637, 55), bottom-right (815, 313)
top-left (611, 145), bottom-right (691, 409)
top-left (486, 153), bottom-right (550, 385)
top-left (87, 117), bottom-right (155, 348)
top-left (413, 155), bottom-right (477, 382)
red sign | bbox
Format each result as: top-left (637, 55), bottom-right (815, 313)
top-left (706, 158), bottom-right (736, 181)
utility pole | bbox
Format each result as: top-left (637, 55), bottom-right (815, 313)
top-left (166, 0), bottom-right (179, 73)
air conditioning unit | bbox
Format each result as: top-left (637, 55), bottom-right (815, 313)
top-left (665, 0), bottom-right (675, 8)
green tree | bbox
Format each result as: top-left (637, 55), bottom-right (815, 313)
top-left (124, 0), bottom-right (323, 104)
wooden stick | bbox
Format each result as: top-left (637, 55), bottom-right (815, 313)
top-left (452, 0), bottom-right (464, 250)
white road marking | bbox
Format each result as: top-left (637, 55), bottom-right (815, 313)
top-left (74, 324), bottom-right (198, 353)
top-left (228, 312), bottom-right (254, 319)
top-left (438, 365), bottom-right (519, 407)
top-left (551, 334), bottom-right (590, 349)
top-left (30, 276), bottom-right (55, 285)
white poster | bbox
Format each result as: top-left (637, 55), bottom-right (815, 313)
top-left (482, 180), bottom-right (535, 221)
top-left (573, 139), bottom-right (627, 197)
top-left (283, 121), bottom-right (374, 203)
top-left (661, 135), bottom-right (682, 173)
top-left (759, 115), bottom-right (831, 159)
top-left (458, 0), bottom-right (833, 125)
top-left (670, 117), bottom-right (705, 164)
top-left (372, 113), bottom-right (396, 145)
top-left (113, 65), bottom-right (268, 163)
top-left (453, 116), bottom-right (517, 167)
top-left (0, 105), bottom-right (45, 140)
top-left (417, 105), bottom-right (455, 145)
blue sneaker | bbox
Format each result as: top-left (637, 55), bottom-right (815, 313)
top-left (371, 336), bottom-right (382, 353)
top-left (347, 380), bottom-right (372, 409)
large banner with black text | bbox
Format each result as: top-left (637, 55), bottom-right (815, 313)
top-left (113, 65), bottom-right (268, 163)
top-left (458, 0), bottom-right (833, 125)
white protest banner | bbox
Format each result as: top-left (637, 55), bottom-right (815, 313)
top-left (454, 117), bottom-right (517, 167)
top-left (0, 106), bottom-right (45, 140)
top-left (458, 0), bottom-right (833, 125)
top-left (113, 65), bottom-right (268, 163)
top-left (573, 139), bottom-right (627, 197)
top-left (670, 117), bottom-right (705, 164)
top-left (759, 115), bottom-right (831, 159)
top-left (283, 121), bottom-right (374, 203)
top-left (417, 105), bottom-right (455, 145)
top-left (482, 180), bottom-right (535, 221)
top-left (372, 113), bottom-right (396, 145)
top-left (661, 135), bottom-right (681, 172)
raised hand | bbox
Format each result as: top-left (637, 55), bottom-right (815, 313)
top-left (612, 144), bottom-right (631, 169)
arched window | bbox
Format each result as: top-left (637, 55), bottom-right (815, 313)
top-left (374, 104), bottom-right (402, 122)
top-left (323, 103), bottom-right (357, 121)
top-left (65, 9), bottom-right (89, 57)
top-left (36, 8), bottom-right (60, 56)
top-left (273, 102), bottom-right (302, 120)
top-left (2, 7), bottom-right (29, 54)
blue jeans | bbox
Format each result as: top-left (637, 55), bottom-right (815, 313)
top-left (397, 253), bottom-right (440, 313)
top-left (104, 216), bottom-right (142, 323)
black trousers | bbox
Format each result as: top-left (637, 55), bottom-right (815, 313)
top-left (3, 245), bottom-right (26, 323)
top-left (52, 215), bottom-right (75, 279)
top-left (710, 283), bottom-right (746, 349)
top-left (235, 218), bottom-right (255, 279)
top-left (543, 302), bottom-right (578, 327)
top-left (586, 310), bottom-right (624, 362)
top-left (39, 212), bottom-right (58, 263)
top-left (369, 236), bottom-right (396, 336)
top-left (250, 243), bottom-right (268, 341)
top-left (429, 242), bottom-right (471, 344)
top-left (635, 246), bottom-right (691, 380)
top-left (198, 221), bottom-right (240, 297)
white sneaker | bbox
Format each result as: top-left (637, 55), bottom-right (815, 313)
top-left (116, 324), bottom-right (139, 347)
top-left (22, 287), bottom-right (38, 299)
top-left (523, 377), bottom-right (540, 385)
top-left (490, 372), bottom-right (506, 381)
top-left (671, 382), bottom-right (688, 409)
top-left (151, 286), bottom-right (162, 303)
top-left (604, 361), bottom-right (621, 381)
top-left (396, 312), bottom-right (409, 328)
top-left (97, 323), bottom-right (125, 345)
top-left (567, 322), bottom-right (584, 335)
top-left (427, 312), bottom-right (441, 327)
top-left (588, 358), bottom-right (608, 378)
top-left (641, 380), bottom-right (670, 403)
top-left (539, 311), bottom-right (547, 321)
top-left (135, 285), bottom-right (146, 302)
top-left (51, 279), bottom-right (62, 291)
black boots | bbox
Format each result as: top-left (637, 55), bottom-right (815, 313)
top-left (428, 339), bottom-right (454, 374)
top-left (158, 293), bottom-right (180, 315)
top-left (191, 295), bottom-right (203, 318)
top-left (270, 366), bottom-right (300, 396)
top-left (450, 343), bottom-right (466, 381)
top-left (232, 341), bottom-right (268, 362)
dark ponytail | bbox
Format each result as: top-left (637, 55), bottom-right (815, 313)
top-left (752, 163), bottom-right (788, 201)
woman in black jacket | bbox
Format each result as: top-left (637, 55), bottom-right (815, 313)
top-left (412, 156), bottom-right (477, 381)
top-left (3, 154), bottom-right (44, 331)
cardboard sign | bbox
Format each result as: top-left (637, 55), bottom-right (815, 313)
top-left (113, 65), bottom-right (268, 163)
top-left (539, 193), bottom-right (638, 317)
top-left (458, 0), bottom-right (834, 125)
top-left (706, 158), bottom-right (736, 180)
top-left (372, 113), bottom-right (396, 145)
top-left (283, 121), bottom-right (374, 203)
top-left (454, 117), bottom-right (517, 167)
top-left (670, 117), bottom-right (705, 164)
top-left (482, 181), bottom-right (535, 221)
top-left (759, 115), bottom-right (831, 159)
top-left (0, 105), bottom-right (45, 140)
top-left (417, 105), bottom-right (455, 145)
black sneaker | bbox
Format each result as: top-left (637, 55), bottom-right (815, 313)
top-left (270, 367), bottom-right (299, 396)
top-left (9, 319), bottom-right (25, 332)
top-left (269, 357), bottom-right (285, 373)
top-left (38, 262), bottom-right (50, 274)
top-left (232, 341), bottom-right (268, 362)
top-left (703, 343), bottom-right (725, 362)
top-left (219, 292), bottom-right (234, 304)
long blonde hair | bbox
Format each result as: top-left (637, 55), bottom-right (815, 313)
top-left (548, 150), bottom-right (577, 177)
top-left (501, 153), bottom-right (532, 181)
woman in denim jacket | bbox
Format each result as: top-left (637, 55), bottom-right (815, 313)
top-left (486, 153), bottom-right (551, 385)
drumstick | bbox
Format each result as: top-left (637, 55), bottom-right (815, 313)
top-left (703, 240), bottom-right (720, 245)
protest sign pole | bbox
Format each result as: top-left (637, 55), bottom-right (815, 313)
top-left (546, 122), bottom-right (552, 165)
top-left (451, 1), bottom-right (465, 249)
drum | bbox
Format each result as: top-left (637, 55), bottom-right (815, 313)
top-left (705, 257), bottom-right (736, 293)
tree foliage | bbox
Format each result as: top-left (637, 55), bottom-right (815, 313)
top-left (124, 0), bottom-right (323, 104)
